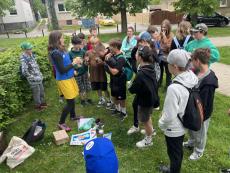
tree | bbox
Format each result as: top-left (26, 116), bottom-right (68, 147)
top-left (0, 0), bottom-right (12, 16)
top-left (46, 0), bottom-right (59, 30)
top-left (65, 0), bottom-right (150, 33)
top-left (173, 0), bottom-right (219, 26)
top-left (29, 0), bottom-right (47, 20)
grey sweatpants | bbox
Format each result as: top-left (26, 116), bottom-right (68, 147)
top-left (187, 118), bottom-right (211, 154)
top-left (30, 83), bottom-right (45, 106)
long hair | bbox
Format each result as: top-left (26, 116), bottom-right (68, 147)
top-left (176, 21), bottom-right (192, 40)
top-left (161, 19), bottom-right (172, 37)
top-left (48, 31), bottom-right (65, 52)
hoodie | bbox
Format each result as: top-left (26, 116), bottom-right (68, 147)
top-left (129, 64), bottom-right (159, 107)
top-left (159, 70), bottom-right (198, 137)
top-left (69, 48), bottom-right (87, 76)
top-left (197, 70), bottom-right (218, 121)
top-left (185, 37), bottom-right (220, 66)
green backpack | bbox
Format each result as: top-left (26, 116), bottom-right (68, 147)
top-left (116, 54), bottom-right (133, 81)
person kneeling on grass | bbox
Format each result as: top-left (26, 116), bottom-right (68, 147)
top-left (20, 42), bottom-right (47, 111)
top-left (158, 49), bottom-right (198, 173)
top-left (129, 46), bottom-right (159, 148)
top-left (183, 48), bottom-right (218, 161)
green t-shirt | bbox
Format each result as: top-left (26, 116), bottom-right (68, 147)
top-left (69, 48), bottom-right (88, 76)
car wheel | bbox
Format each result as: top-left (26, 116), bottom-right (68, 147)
top-left (219, 21), bottom-right (227, 27)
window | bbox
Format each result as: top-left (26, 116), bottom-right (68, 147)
top-left (9, 7), bottom-right (17, 15)
top-left (220, 0), bottom-right (227, 7)
top-left (58, 4), bottom-right (65, 12)
top-left (66, 20), bottom-right (72, 25)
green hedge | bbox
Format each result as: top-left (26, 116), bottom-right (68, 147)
top-left (0, 36), bottom-right (70, 130)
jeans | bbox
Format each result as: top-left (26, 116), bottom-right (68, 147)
top-left (30, 83), bottom-right (45, 106)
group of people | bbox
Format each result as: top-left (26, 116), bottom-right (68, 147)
top-left (20, 19), bottom-right (222, 173)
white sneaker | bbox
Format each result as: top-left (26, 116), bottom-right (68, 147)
top-left (140, 128), bottom-right (157, 136)
top-left (127, 126), bottom-right (140, 135)
top-left (97, 98), bottom-right (106, 107)
top-left (136, 136), bottom-right (153, 148)
top-left (189, 152), bottom-right (203, 161)
top-left (154, 106), bottom-right (160, 111)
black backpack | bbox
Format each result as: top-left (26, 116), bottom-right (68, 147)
top-left (174, 82), bottom-right (204, 131)
top-left (22, 119), bottom-right (46, 144)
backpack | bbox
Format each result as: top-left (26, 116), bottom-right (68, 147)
top-left (174, 81), bottom-right (204, 131)
top-left (22, 119), bottom-right (46, 145)
top-left (117, 54), bottom-right (133, 81)
top-left (173, 35), bottom-right (191, 49)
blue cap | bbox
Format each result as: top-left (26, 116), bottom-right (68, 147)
top-left (84, 138), bottom-right (119, 173)
top-left (139, 31), bottom-right (152, 41)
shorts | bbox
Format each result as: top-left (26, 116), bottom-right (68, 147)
top-left (57, 77), bottom-right (79, 99)
top-left (110, 74), bottom-right (126, 100)
top-left (138, 106), bottom-right (153, 123)
top-left (91, 82), bottom-right (107, 91)
top-left (75, 73), bottom-right (91, 93)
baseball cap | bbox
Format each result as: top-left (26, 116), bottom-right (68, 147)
top-left (191, 23), bottom-right (208, 33)
top-left (84, 138), bottom-right (119, 173)
top-left (21, 42), bottom-right (33, 50)
top-left (167, 49), bottom-right (191, 68)
top-left (136, 31), bottom-right (152, 41)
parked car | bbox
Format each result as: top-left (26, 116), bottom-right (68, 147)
top-left (99, 17), bottom-right (116, 26)
top-left (183, 12), bottom-right (229, 27)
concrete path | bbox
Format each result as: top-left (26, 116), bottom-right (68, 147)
top-left (211, 63), bottom-right (230, 96)
top-left (210, 37), bottom-right (230, 47)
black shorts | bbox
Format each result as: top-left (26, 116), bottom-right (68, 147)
top-left (91, 82), bottom-right (107, 91)
top-left (110, 74), bottom-right (126, 100)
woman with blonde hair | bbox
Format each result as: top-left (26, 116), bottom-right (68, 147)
top-left (171, 21), bottom-right (193, 50)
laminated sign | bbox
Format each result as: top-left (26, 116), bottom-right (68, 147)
top-left (70, 129), bottom-right (97, 146)
top-left (0, 136), bottom-right (35, 169)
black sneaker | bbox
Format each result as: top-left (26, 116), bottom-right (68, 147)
top-left (119, 112), bottom-right (127, 121)
top-left (81, 100), bottom-right (87, 107)
top-left (86, 99), bottom-right (93, 105)
top-left (107, 103), bottom-right (116, 111)
top-left (159, 165), bottom-right (170, 173)
top-left (111, 109), bottom-right (120, 116)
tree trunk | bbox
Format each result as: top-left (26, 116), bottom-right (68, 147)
top-left (46, 0), bottom-right (59, 30)
top-left (190, 13), bottom-right (198, 27)
top-left (120, 0), bottom-right (127, 33)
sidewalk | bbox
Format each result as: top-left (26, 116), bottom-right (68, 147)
top-left (210, 63), bottom-right (230, 96)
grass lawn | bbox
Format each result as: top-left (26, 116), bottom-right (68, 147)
top-left (208, 26), bottom-right (230, 37)
top-left (219, 46), bottom-right (230, 65)
top-left (0, 79), bottom-right (229, 173)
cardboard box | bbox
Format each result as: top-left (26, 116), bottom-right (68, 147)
top-left (53, 130), bottom-right (69, 145)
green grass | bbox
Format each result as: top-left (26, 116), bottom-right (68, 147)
top-left (208, 26), bottom-right (230, 37)
top-left (219, 46), bottom-right (230, 65)
top-left (0, 79), bottom-right (229, 173)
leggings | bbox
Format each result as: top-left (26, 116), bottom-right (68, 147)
top-left (59, 99), bottom-right (76, 124)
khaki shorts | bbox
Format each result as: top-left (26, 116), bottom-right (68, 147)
top-left (138, 106), bottom-right (153, 123)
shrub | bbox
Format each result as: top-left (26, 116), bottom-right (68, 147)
top-left (0, 36), bottom-right (70, 130)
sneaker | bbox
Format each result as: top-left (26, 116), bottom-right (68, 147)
top-left (140, 128), bottom-right (157, 136)
top-left (40, 103), bottom-right (48, 108)
top-left (97, 99), bottom-right (105, 107)
top-left (120, 112), bottom-right (127, 122)
top-left (127, 126), bottom-right (140, 135)
top-left (136, 136), bottom-right (153, 148)
top-left (183, 141), bottom-right (194, 150)
top-left (189, 152), bottom-right (203, 161)
top-left (58, 123), bottom-right (71, 132)
top-left (107, 103), bottom-right (116, 111)
top-left (111, 109), bottom-right (120, 116)
top-left (86, 99), bottom-right (93, 105)
top-left (154, 106), bottom-right (160, 111)
top-left (59, 96), bottom-right (64, 103)
top-left (81, 100), bottom-right (87, 107)
top-left (159, 165), bottom-right (170, 173)
top-left (106, 101), bottom-right (112, 108)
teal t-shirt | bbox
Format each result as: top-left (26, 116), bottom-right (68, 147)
top-left (69, 48), bottom-right (88, 76)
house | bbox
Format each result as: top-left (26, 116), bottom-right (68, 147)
top-left (46, 0), bottom-right (78, 27)
top-left (0, 0), bottom-right (36, 33)
top-left (218, 0), bottom-right (230, 16)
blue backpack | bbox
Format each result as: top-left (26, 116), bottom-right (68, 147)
top-left (173, 35), bottom-right (191, 49)
top-left (116, 54), bottom-right (133, 81)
